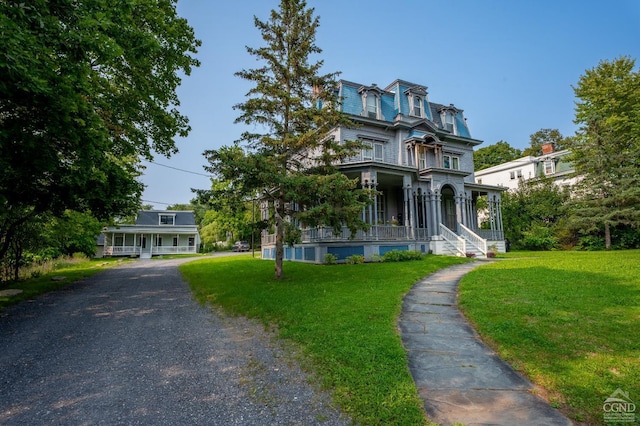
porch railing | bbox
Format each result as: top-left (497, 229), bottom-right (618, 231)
top-left (439, 224), bottom-right (466, 256)
top-left (104, 245), bottom-right (197, 256)
top-left (262, 225), bottom-right (431, 245)
top-left (459, 223), bottom-right (487, 256)
top-left (477, 229), bottom-right (505, 241)
top-left (104, 246), bottom-right (138, 256)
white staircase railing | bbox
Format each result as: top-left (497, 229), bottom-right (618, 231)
top-left (459, 223), bottom-right (488, 256)
top-left (439, 224), bottom-right (466, 256)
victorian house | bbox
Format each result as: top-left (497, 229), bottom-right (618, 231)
top-left (261, 79), bottom-right (505, 262)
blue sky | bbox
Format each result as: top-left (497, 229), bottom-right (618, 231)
top-left (141, 0), bottom-right (640, 208)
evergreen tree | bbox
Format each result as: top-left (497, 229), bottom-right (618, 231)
top-left (199, 0), bottom-right (369, 279)
top-left (569, 56), bottom-right (640, 249)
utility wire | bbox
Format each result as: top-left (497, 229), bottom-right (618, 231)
top-left (141, 199), bottom-right (174, 206)
top-left (143, 160), bottom-right (213, 178)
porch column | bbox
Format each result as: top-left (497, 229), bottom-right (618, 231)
top-left (360, 179), bottom-right (367, 226)
top-left (463, 196), bottom-right (470, 229)
top-left (458, 193), bottom-right (466, 228)
top-left (495, 196), bottom-right (504, 238)
top-left (489, 196), bottom-right (497, 240)
top-left (420, 191), bottom-right (429, 236)
top-left (411, 187), bottom-right (424, 239)
top-left (429, 191), bottom-right (437, 239)
top-left (405, 187), bottom-right (416, 239)
top-left (468, 196), bottom-right (475, 230)
top-left (435, 190), bottom-right (442, 234)
top-left (373, 180), bottom-right (379, 240)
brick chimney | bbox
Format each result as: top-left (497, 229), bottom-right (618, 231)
top-left (541, 142), bottom-right (555, 155)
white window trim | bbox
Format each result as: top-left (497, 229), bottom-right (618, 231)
top-left (544, 160), bottom-right (555, 175)
top-left (408, 94), bottom-right (423, 118)
top-left (362, 92), bottom-right (382, 120)
top-left (440, 109), bottom-right (458, 135)
top-left (159, 214), bottom-right (176, 226)
top-left (443, 154), bottom-right (460, 170)
top-left (361, 141), bottom-right (384, 162)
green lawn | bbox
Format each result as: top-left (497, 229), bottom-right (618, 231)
top-left (180, 254), bottom-right (469, 426)
top-left (458, 250), bottom-right (640, 425)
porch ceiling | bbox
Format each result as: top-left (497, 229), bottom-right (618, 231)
top-left (341, 169), bottom-right (405, 187)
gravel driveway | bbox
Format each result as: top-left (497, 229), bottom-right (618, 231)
top-left (0, 257), bottom-right (350, 425)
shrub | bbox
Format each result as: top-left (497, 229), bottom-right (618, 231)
top-left (366, 254), bottom-right (383, 263)
top-left (576, 235), bottom-right (605, 251)
top-left (324, 253), bottom-right (338, 265)
top-left (521, 226), bottom-right (558, 251)
top-left (345, 254), bottom-right (365, 264)
top-left (382, 250), bottom-right (423, 262)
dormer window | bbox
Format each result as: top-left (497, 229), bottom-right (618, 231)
top-left (404, 85), bottom-right (429, 119)
top-left (413, 96), bottom-right (422, 117)
top-left (444, 111), bottom-right (455, 132)
top-left (159, 214), bottom-right (175, 225)
top-left (544, 160), bottom-right (555, 175)
top-left (365, 94), bottom-right (377, 118)
top-left (359, 85), bottom-right (383, 120)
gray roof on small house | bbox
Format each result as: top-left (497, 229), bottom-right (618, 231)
top-left (135, 210), bottom-right (196, 226)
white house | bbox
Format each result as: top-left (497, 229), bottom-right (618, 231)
top-left (260, 79), bottom-right (506, 262)
top-left (474, 143), bottom-right (576, 190)
top-left (102, 210), bottom-right (200, 259)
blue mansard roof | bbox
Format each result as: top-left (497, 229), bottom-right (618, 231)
top-left (337, 79), bottom-right (472, 139)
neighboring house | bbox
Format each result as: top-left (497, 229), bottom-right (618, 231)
top-left (102, 210), bottom-right (200, 259)
top-left (261, 79), bottom-right (506, 262)
top-left (474, 143), bottom-right (576, 190)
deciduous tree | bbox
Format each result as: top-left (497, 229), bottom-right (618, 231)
top-left (474, 141), bottom-right (522, 170)
top-left (0, 0), bottom-right (200, 273)
top-left (523, 128), bottom-right (572, 157)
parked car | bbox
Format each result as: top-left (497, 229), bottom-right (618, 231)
top-left (232, 241), bottom-right (250, 252)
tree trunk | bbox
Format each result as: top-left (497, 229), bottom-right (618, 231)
top-left (604, 222), bottom-right (611, 250)
top-left (274, 210), bottom-right (284, 280)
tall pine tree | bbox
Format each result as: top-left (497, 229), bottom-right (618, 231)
top-left (200, 0), bottom-right (370, 279)
top-left (570, 56), bottom-right (640, 249)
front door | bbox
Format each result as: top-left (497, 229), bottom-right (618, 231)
top-left (441, 186), bottom-right (457, 231)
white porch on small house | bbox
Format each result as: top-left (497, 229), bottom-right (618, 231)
top-left (103, 228), bottom-right (199, 259)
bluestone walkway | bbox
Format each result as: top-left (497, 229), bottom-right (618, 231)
top-left (399, 262), bottom-right (572, 426)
